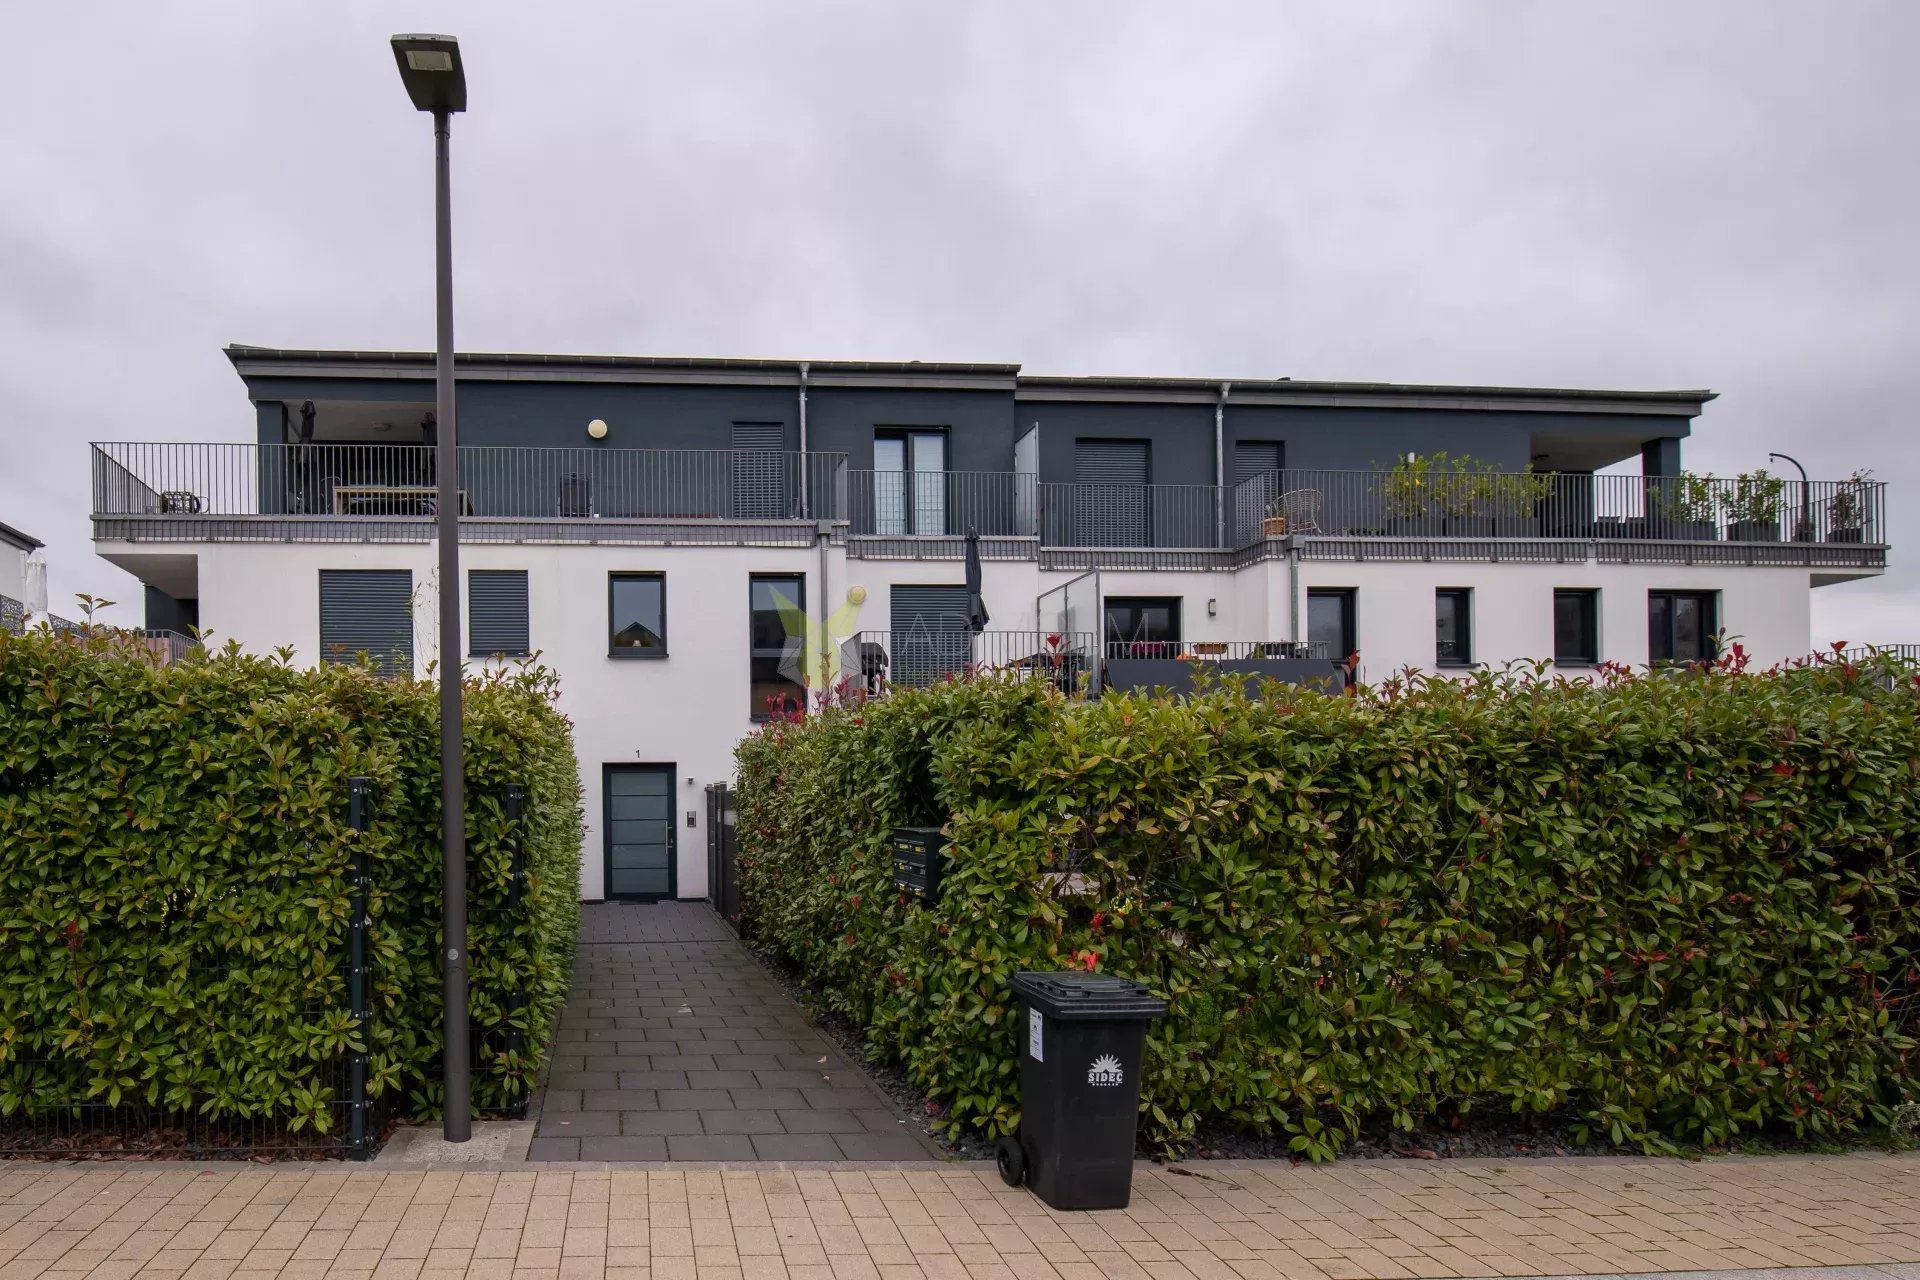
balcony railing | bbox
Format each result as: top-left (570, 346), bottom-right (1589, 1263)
top-left (93, 445), bottom-right (1887, 552)
top-left (845, 630), bottom-right (1096, 694)
top-left (1102, 639), bottom-right (1331, 660)
top-left (91, 443), bottom-right (849, 523)
top-left (846, 470), bottom-right (1036, 537)
top-left (1039, 482), bottom-right (1222, 548)
top-left (1230, 469), bottom-right (1888, 546)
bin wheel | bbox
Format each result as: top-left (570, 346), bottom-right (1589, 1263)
top-left (995, 1136), bottom-right (1025, 1187)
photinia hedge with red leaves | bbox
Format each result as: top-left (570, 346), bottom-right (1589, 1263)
top-left (735, 651), bottom-right (1920, 1158)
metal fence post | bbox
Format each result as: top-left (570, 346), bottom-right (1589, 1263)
top-left (504, 785), bottom-right (526, 1063)
top-left (347, 777), bottom-right (371, 1158)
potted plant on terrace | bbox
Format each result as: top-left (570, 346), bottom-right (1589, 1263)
top-left (1655, 471), bottom-right (1720, 541)
top-left (1827, 468), bottom-right (1874, 543)
top-left (1724, 469), bottom-right (1784, 542)
top-left (1378, 452), bottom-right (1550, 536)
top-left (1379, 452), bottom-right (1445, 535)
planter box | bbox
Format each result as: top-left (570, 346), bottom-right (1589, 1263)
top-left (1261, 516), bottom-right (1288, 536)
top-left (1726, 519), bottom-right (1781, 542)
top-left (1828, 527), bottom-right (1865, 543)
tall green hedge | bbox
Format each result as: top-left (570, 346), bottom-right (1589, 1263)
top-left (0, 629), bottom-right (583, 1133)
top-left (735, 655), bottom-right (1920, 1157)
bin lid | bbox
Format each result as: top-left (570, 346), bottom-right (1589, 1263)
top-left (1009, 971), bottom-right (1168, 1021)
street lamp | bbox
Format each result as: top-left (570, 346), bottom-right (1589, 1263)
top-left (1768, 451), bottom-right (1811, 542)
top-left (391, 32), bottom-right (471, 1144)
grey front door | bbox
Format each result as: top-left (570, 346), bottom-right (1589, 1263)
top-left (605, 763), bottom-right (676, 900)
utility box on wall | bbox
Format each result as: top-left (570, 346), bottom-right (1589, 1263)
top-left (890, 827), bottom-right (947, 905)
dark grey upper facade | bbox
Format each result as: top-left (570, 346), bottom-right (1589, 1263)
top-left (228, 344), bottom-right (1707, 482)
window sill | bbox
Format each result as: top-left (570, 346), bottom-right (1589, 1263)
top-left (608, 651), bottom-right (668, 660)
top-left (471, 651), bottom-right (533, 660)
top-left (1435, 661), bottom-right (1479, 670)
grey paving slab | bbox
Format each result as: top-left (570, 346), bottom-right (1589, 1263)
top-left (531, 900), bottom-right (945, 1161)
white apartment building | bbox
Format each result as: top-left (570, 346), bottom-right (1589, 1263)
top-left (91, 347), bottom-right (1889, 901)
top-left (1, 521), bottom-right (46, 634)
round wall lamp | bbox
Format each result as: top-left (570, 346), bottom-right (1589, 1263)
top-left (587, 418), bottom-right (608, 440)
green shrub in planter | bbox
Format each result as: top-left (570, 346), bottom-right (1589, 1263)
top-left (736, 653), bottom-right (1920, 1159)
top-left (0, 629), bottom-right (583, 1131)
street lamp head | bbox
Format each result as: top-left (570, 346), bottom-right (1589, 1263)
top-left (391, 34), bottom-right (466, 113)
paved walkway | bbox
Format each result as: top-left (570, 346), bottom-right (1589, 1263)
top-left (530, 904), bottom-right (935, 1163)
top-left (2, 1154), bottom-right (1918, 1279)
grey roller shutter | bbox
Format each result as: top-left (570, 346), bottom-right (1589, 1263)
top-left (1071, 439), bottom-right (1151, 547)
top-left (1232, 442), bottom-right (1286, 543)
top-left (731, 421), bottom-right (790, 519)
top-left (319, 569), bottom-right (413, 676)
top-left (469, 569), bottom-right (530, 657)
top-left (1233, 441), bottom-right (1284, 486)
top-left (888, 585), bottom-right (969, 687)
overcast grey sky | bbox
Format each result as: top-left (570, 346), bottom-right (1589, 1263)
top-left (2, 2), bottom-right (1914, 640)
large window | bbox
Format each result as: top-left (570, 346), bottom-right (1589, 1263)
top-left (1104, 596), bottom-right (1181, 657)
top-left (1306, 588), bottom-right (1356, 660)
top-left (750, 574), bottom-right (806, 720)
top-left (1649, 590), bottom-right (1717, 666)
top-left (873, 430), bottom-right (947, 535)
top-left (1553, 589), bottom-right (1599, 666)
top-left (1435, 588), bottom-right (1473, 666)
top-left (608, 573), bottom-right (666, 658)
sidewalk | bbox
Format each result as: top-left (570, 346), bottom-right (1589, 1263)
top-left (2, 1152), bottom-right (1917, 1280)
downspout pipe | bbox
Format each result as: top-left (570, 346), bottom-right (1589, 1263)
top-left (1214, 381), bottom-right (1231, 546)
top-left (799, 361), bottom-right (831, 691)
top-left (797, 361), bottom-right (810, 517)
top-left (1288, 545), bottom-right (1301, 647)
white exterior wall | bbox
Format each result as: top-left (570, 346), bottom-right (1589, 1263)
top-left (1290, 559), bottom-right (1814, 682)
top-left (180, 540), bottom-right (823, 901)
top-left (0, 545), bottom-right (26, 603)
top-left (99, 536), bottom-right (1826, 902)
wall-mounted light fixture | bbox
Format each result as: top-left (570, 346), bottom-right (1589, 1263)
top-left (1207, 598), bottom-right (1218, 618)
top-left (588, 418), bottom-right (608, 440)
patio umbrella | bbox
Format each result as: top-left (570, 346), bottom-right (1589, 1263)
top-left (965, 528), bottom-right (991, 634)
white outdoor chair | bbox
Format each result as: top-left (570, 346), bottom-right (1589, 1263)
top-left (1275, 489), bottom-right (1323, 534)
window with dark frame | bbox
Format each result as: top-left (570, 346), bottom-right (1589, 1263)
top-left (873, 429), bottom-right (948, 536)
top-left (469, 569), bottom-right (531, 657)
top-left (1306, 588), bottom-right (1356, 661)
top-left (1553, 589), bottom-right (1599, 666)
top-left (608, 573), bottom-right (666, 658)
top-left (1103, 596), bottom-right (1182, 658)
top-left (1435, 588), bottom-right (1472, 666)
top-left (1648, 590), bottom-right (1717, 666)
top-left (749, 574), bottom-right (806, 721)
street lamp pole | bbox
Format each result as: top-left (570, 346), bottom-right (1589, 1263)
top-left (1768, 451), bottom-right (1811, 542)
top-left (392, 33), bottom-right (471, 1143)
